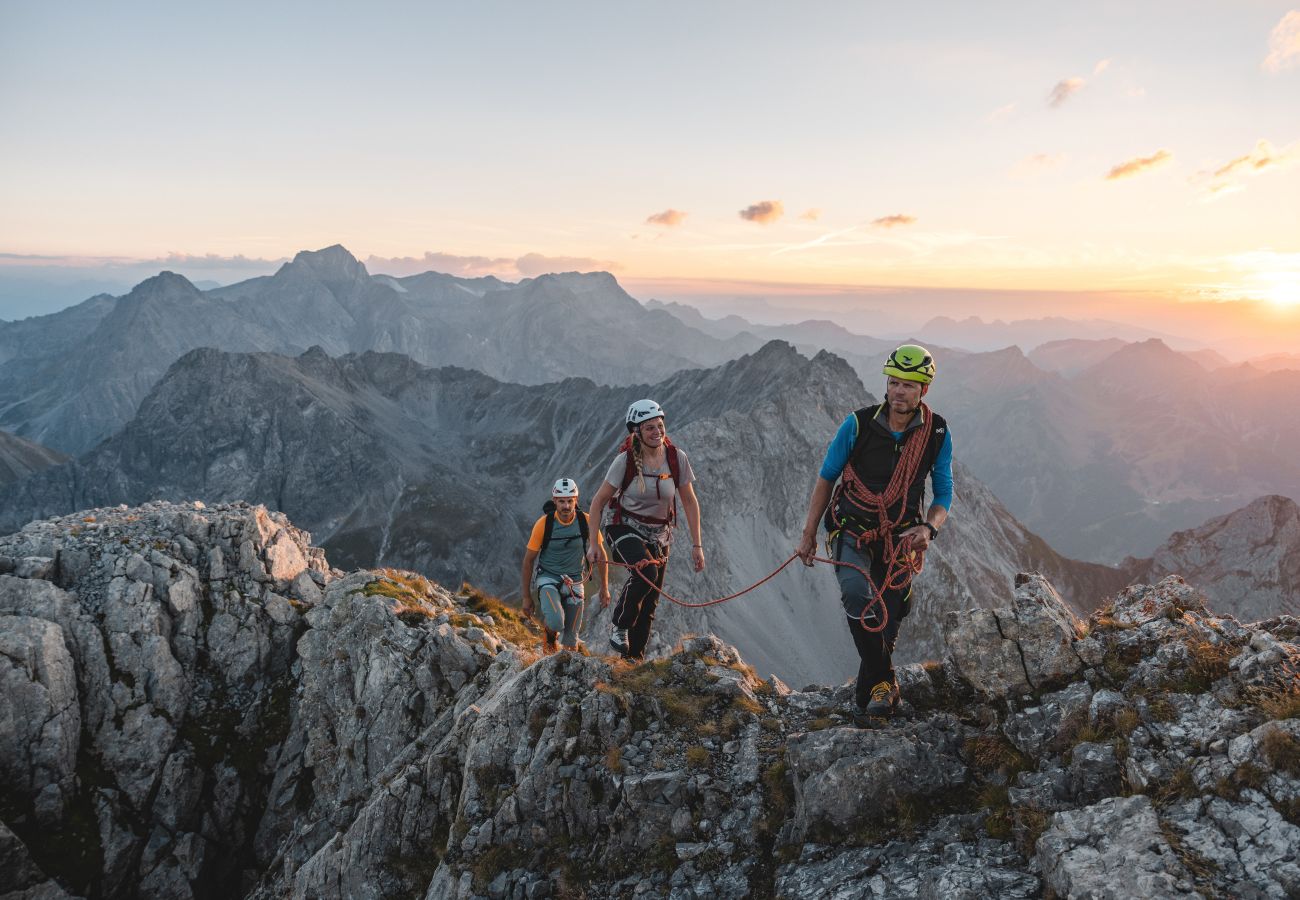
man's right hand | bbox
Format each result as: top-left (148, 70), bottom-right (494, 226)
top-left (796, 532), bottom-right (817, 566)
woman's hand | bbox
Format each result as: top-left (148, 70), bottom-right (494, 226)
top-left (522, 598), bottom-right (534, 618)
top-left (599, 587), bottom-right (612, 609)
top-left (587, 543), bottom-right (606, 567)
top-left (691, 544), bottom-right (705, 572)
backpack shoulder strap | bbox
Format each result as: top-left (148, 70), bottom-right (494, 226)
top-left (577, 511), bottom-right (590, 554)
top-left (540, 501), bottom-right (557, 551)
top-left (663, 437), bottom-right (682, 487)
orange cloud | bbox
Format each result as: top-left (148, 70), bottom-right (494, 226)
top-left (1198, 139), bottom-right (1300, 198)
top-left (1213, 139), bottom-right (1292, 178)
top-left (1047, 77), bottom-right (1085, 108)
top-left (872, 214), bottom-right (917, 228)
top-left (799, 208), bottom-right (822, 221)
top-left (1105, 149), bottom-right (1172, 180)
top-left (1264, 10), bottom-right (1300, 72)
top-left (645, 209), bottom-right (687, 227)
top-left (739, 200), bottom-right (784, 224)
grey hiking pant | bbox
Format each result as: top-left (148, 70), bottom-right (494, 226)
top-left (534, 573), bottom-right (584, 648)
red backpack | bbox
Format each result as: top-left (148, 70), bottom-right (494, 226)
top-left (611, 435), bottom-right (683, 526)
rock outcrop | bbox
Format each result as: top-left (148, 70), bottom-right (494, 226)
top-left (2, 502), bottom-right (1299, 899)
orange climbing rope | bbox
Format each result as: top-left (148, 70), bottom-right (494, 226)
top-left (603, 547), bottom-right (921, 634)
top-left (596, 404), bottom-right (934, 629)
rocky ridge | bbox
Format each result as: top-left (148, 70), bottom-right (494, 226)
top-left (2, 502), bottom-right (1299, 899)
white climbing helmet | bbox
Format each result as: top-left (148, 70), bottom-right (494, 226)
top-left (625, 399), bottom-right (665, 433)
top-left (551, 478), bottom-right (580, 498)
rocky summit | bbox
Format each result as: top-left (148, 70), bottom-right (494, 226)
top-left (2, 502), bottom-right (1299, 900)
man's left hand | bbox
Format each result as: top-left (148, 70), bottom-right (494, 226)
top-left (901, 525), bottom-right (931, 552)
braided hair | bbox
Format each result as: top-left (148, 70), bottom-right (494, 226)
top-left (631, 433), bottom-right (646, 492)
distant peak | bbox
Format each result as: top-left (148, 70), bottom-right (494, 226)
top-left (129, 270), bottom-right (203, 300)
top-left (285, 245), bottom-right (369, 283)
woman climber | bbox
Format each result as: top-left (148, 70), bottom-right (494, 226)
top-left (586, 400), bottom-right (705, 661)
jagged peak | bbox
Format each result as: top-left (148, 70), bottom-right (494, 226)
top-left (125, 270), bottom-right (204, 301)
top-left (278, 244), bottom-right (370, 284)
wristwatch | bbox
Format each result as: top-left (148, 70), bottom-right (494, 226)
top-left (922, 522), bottom-right (939, 540)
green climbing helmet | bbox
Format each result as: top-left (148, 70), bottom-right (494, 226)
top-left (883, 344), bottom-right (936, 384)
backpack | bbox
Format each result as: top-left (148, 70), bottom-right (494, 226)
top-left (611, 435), bottom-right (683, 526)
top-left (540, 499), bottom-right (590, 555)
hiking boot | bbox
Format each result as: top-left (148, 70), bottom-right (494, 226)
top-left (543, 630), bottom-right (559, 654)
top-left (864, 680), bottom-right (899, 717)
top-left (849, 705), bottom-right (874, 728)
top-left (609, 626), bottom-right (630, 655)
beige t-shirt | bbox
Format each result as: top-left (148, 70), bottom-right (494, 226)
top-left (604, 448), bottom-right (695, 527)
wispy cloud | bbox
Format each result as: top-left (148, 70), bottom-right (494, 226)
top-left (739, 200), bottom-right (784, 224)
top-left (0, 251), bottom-right (287, 270)
top-left (515, 253), bottom-right (620, 275)
top-left (365, 250), bottom-right (620, 278)
top-left (1046, 59), bottom-right (1111, 108)
top-left (1264, 10), bottom-right (1300, 72)
top-left (1105, 149), bottom-right (1172, 180)
top-left (1196, 138), bottom-right (1300, 198)
top-left (799, 208), bottom-right (822, 221)
top-left (645, 209), bottom-right (687, 227)
top-left (986, 102), bottom-right (1017, 123)
top-left (872, 214), bottom-right (917, 228)
top-left (1047, 77), bottom-right (1086, 108)
top-left (1012, 153), bottom-right (1066, 177)
top-left (366, 251), bottom-right (515, 277)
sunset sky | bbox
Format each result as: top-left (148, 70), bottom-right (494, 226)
top-left (2, 1), bottom-right (1298, 336)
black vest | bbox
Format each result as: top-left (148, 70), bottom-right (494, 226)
top-left (826, 404), bottom-right (948, 533)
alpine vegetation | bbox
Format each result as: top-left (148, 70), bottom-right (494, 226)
top-left (2, 502), bottom-right (1298, 898)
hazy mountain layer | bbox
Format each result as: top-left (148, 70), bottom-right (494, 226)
top-left (929, 339), bottom-right (1300, 562)
top-left (0, 246), bottom-right (760, 454)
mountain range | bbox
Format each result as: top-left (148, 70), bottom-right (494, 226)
top-left (0, 339), bottom-right (1135, 685)
top-left (4, 242), bottom-right (1298, 582)
top-left (0, 246), bottom-right (762, 455)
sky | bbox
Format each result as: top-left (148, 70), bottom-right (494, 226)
top-left (2, 1), bottom-right (1298, 345)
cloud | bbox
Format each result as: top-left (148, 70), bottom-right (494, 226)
top-left (366, 251), bottom-right (621, 279)
top-left (799, 208), bottom-right (822, 221)
top-left (0, 251), bottom-right (288, 271)
top-left (1264, 10), bottom-right (1300, 72)
top-left (1105, 149), bottom-right (1172, 180)
top-left (515, 253), bottom-right (620, 276)
top-left (1046, 59), bottom-right (1110, 108)
top-left (872, 214), bottom-right (917, 228)
top-left (738, 200), bottom-right (784, 224)
top-left (365, 251), bottom-right (516, 278)
top-left (1197, 138), bottom-right (1300, 198)
top-left (986, 102), bottom-right (1017, 123)
top-left (1047, 77), bottom-right (1086, 108)
top-left (1012, 153), bottom-right (1066, 177)
top-left (645, 209), bottom-right (687, 227)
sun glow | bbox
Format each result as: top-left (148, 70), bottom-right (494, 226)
top-left (1263, 275), bottom-right (1300, 308)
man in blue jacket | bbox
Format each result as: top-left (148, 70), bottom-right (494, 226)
top-left (796, 345), bottom-right (953, 724)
